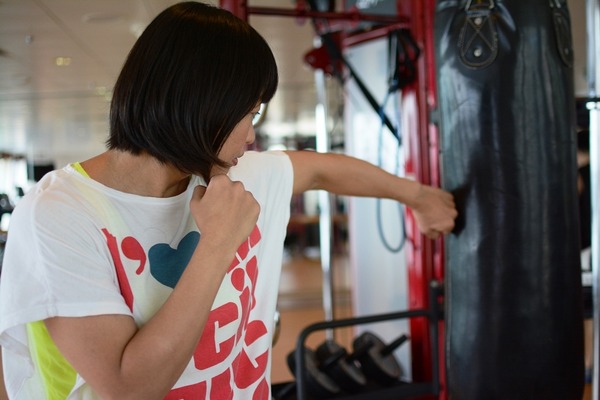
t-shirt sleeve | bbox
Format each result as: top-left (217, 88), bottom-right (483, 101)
top-left (229, 151), bottom-right (294, 213)
top-left (0, 187), bottom-right (132, 339)
top-left (229, 150), bottom-right (294, 243)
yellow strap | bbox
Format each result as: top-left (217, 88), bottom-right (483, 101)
top-left (71, 162), bottom-right (90, 178)
top-left (23, 163), bottom-right (85, 397)
top-left (27, 321), bottom-right (77, 399)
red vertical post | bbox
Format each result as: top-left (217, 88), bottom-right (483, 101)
top-left (419, 1), bottom-right (447, 399)
top-left (398, 0), bottom-right (447, 399)
top-left (219, 0), bottom-right (248, 21)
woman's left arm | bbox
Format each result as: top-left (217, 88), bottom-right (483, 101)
top-left (285, 150), bottom-right (457, 239)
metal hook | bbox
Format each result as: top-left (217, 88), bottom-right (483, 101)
top-left (465, 0), bottom-right (495, 11)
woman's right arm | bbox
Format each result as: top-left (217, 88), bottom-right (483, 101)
top-left (45, 175), bottom-right (259, 400)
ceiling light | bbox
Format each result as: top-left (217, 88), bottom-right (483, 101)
top-left (82, 12), bottom-right (122, 24)
top-left (55, 57), bottom-right (71, 66)
top-left (129, 22), bottom-right (146, 38)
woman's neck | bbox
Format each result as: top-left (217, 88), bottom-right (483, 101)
top-left (80, 150), bottom-right (191, 198)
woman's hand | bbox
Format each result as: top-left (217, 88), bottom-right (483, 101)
top-left (409, 184), bottom-right (457, 239)
top-left (190, 175), bottom-right (260, 258)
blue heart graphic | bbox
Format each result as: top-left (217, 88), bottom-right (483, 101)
top-left (148, 231), bottom-right (200, 288)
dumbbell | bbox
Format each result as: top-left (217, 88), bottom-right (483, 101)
top-left (280, 332), bottom-right (409, 399)
top-left (314, 331), bottom-right (408, 390)
top-left (284, 347), bottom-right (342, 399)
top-left (314, 339), bottom-right (368, 392)
top-left (351, 331), bottom-right (409, 385)
top-left (283, 339), bottom-right (368, 398)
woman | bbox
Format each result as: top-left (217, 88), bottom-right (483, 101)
top-left (0, 2), bottom-right (456, 399)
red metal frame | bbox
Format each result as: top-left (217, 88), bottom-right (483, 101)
top-left (219, 0), bottom-right (247, 20)
top-left (220, 1), bottom-right (446, 399)
top-left (397, 1), bottom-right (446, 398)
top-left (222, 0), bottom-right (409, 24)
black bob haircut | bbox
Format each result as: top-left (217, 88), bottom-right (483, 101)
top-left (108, 1), bottom-right (278, 181)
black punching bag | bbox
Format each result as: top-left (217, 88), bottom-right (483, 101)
top-left (435, 0), bottom-right (584, 399)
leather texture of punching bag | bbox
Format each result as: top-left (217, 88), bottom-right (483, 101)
top-left (435, 0), bottom-right (584, 399)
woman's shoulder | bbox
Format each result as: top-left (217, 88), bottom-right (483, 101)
top-left (235, 150), bottom-right (291, 171)
top-left (229, 151), bottom-right (293, 195)
top-left (12, 164), bottom-right (116, 229)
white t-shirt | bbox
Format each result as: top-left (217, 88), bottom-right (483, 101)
top-left (0, 151), bottom-right (294, 399)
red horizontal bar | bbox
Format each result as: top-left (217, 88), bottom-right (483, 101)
top-left (342, 22), bottom-right (410, 47)
top-left (247, 6), bottom-right (409, 25)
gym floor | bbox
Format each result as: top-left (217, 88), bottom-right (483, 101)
top-left (272, 250), bottom-right (355, 385)
top-left (272, 248), bottom-right (594, 400)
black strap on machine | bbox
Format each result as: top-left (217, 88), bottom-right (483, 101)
top-left (388, 29), bottom-right (420, 95)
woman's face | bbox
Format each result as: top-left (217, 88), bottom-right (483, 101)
top-left (211, 104), bottom-right (261, 176)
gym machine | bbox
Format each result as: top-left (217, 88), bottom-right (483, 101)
top-left (220, 1), bottom-right (590, 399)
top-left (217, 1), bottom-right (449, 399)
